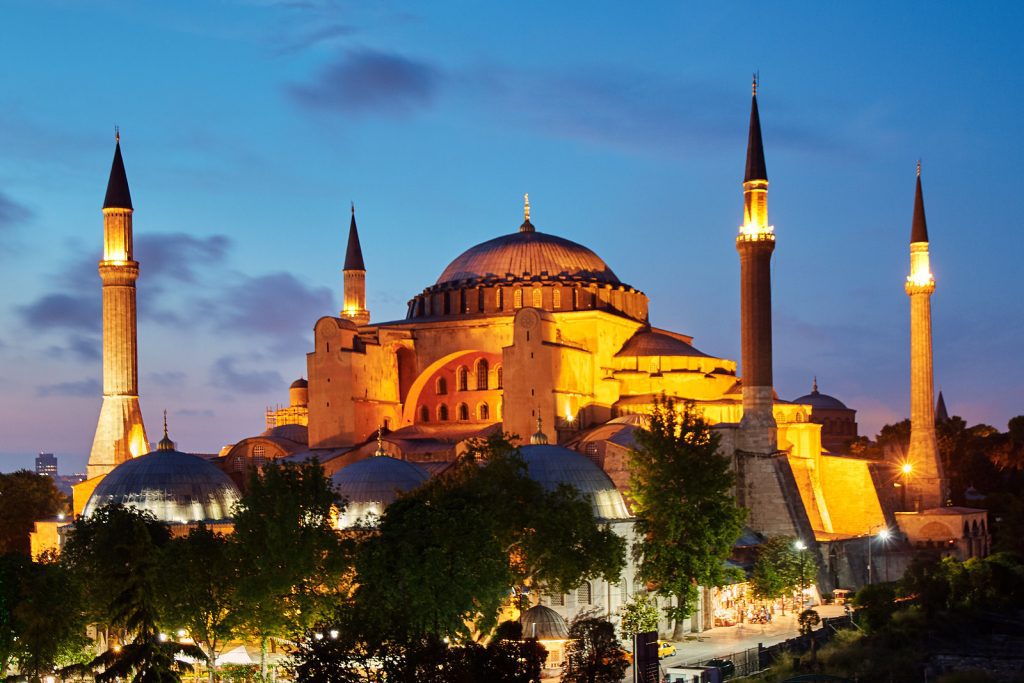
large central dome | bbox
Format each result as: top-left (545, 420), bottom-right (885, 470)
top-left (436, 229), bottom-right (620, 286)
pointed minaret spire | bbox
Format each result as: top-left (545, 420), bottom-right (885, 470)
top-left (812, 376), bottom-right (819, 394)
top-left (911, 161), bottom-right (929, 243)
top-left (936, 391), bottom-right (949, 423)
top-left (103, 130), bottom-right (133, 210)
top-left (340, 202), bottom-right (370, 325)
top-left (744, 74), bottom-right (768, 184)
top-left (157, 410), bottom-right (174, 451)
top-left (520, 192), bottom-right (535, 233)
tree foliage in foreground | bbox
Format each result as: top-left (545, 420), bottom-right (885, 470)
top-left (628, 397), bottom-right (746, 623)
top-left (561, 612), bottom-right (629, 683)
top-left (618, 593), bottom-right (660, 639)
top-left (751, 535), bottom-right (817, 609)
top-left (0, 470), bottom-right (67, 555)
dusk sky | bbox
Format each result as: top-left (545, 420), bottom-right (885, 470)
top-left (1, 1), bottom-right (1021, 473)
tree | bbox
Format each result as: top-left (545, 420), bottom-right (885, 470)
top-left (628, 397), bottom-right (746, 632)
top-left (750, 536), bottom-right (816, 614)
top-left (561, 612), bottom-right (629, 683)
top-left (231, 458), bottom-right (349, 679)
top-left (797, 608), bottom-right (821, 667)
top-left (0, 553), bottom-right (30, 677)
top-left (157, 524), bottom-right (239, 683)
top-left (0, 470), bottom-right (67, 555)
top-left (618, 593), bottom-right (660, 640)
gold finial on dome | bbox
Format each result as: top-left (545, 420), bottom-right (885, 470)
top-left (520, 193), bottom-right (535, 233)
top-left (812, 376), bottom-right (818, 394)
top-left (157, 410), bottom-right (174, 452)
top-left (916, 159), bottom-right (921, 178)
top-left (752, 72), bottom-right (758, 96)
top-left (115, 125), bottom-right (120, 143)
top-left (530, 416), bottom-right (548, 445)
top-left (374, 426), bottom-right (387, 457)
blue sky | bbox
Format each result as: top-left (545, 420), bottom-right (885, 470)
top-left (1, 1), bottom-right (1021, 473)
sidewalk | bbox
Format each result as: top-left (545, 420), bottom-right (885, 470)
top-left (621, 604), bottom-right (846, 682)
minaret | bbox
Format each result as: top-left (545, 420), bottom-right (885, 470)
top-left (904, 163), bottom-right (945, 509)
top-left (341, 203), bottom-right (370, 325)
top-left (87, 132), bottom-right (149, 479)
top-left (736, 76), bottom-right (777, 453)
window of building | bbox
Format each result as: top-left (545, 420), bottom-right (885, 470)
top-left (436, 377), bottom-right (448, 395)
top-left (478, 288), bottom-right (485, 312)
top-left (496, 287), bottom-right (503, 310)
top-left (553, 288), bottom-right (561, 309)
top-left (457, 403), bottom-right (469, 421)
top-left (496, 366), bottom-right (503, 389)
top-left (514, 288), bottom-right (523, 309)
top-left (476, 359), bottom-right (489, 390)
top-left (577, 582), bottom-right (592, 605)
top-left (457, 366), bottom-right (468, 391)
top-left (532, 288), bottom-right (542, 308)
top-left (479, 403), bottom-right (490, 420)
top-left (438, 404), bottom-right (449, 421)
top-left (572, 287), bottom-right (579, 310)
top-left (584, 442), bottom-right (601, 467)
top-left (546, 592), bottom-right (564, 607)
top-left (252, 444), bottom-right (266, 468)
top-left (420, 406), bottom-right (430, 422)
top-left (443, 291), bottom-right (451, 315)
top-left (459, 289), bottom-right (467, 314)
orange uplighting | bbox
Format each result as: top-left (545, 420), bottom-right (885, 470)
top-left (129, 424), bottom-right (148, 457)
top-left (738, 221), bottom-right (775, 239)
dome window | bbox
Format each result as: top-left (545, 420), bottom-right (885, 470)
top-left (553, 288), bottom-right (561, 309)
top-left (532, 288), bottom-right (542, 308)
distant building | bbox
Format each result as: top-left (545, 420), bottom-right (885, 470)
top-left (35, 452), bottom-right (57, 477)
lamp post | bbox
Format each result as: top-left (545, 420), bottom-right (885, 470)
top-left (866, 526), bottom-right (891, 585)
top-left (794, 539), bottom-right (807, 610)
top-left (900, 462), bottom-right (913, 511)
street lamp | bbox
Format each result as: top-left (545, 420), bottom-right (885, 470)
top-left (900, 462), bottom-right (913, 511)
top-left (794, 540), bottom-right (808, 610)
top-left (866, 526), bottom-right (891, 585)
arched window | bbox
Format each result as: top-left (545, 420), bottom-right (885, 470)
top-left (478, 288), bottom-right (485, 311)
top-left (572, 287), bottom-right (579, 310)
top-left (457, 403), bottom-right (469, 421)
top-left (496, 366), bottom-right (503, 389)
top-left (459, 289), bottom-right (467, 313)
top-left (443, 291), bottom-right (451, 315)
top-left (457, 366), bottom-right (468, 391)
top-left (479, 403), bottom-right (490, 420)
top-left (496, 287), bottom-right (503, 310)
top-left (553, 288), bottom-right (561, 309)
top-left (420, 405), bottom-right (430, 422)
top-left (476, 359), bottom-right (489, 390)
top-left (577, 582), bottom-right (592, 605)
top-left (438, 404), bottom-right (449, 421)
top-left (532, 288), bottom-right (542, 308)
top-left (514, 288), bottom-right (523, 309)
top-left (436, 377), bottom-right (448, 395)
top-left (546, 592), bottom-right (564, 607)
top-left (252, 444), bottom-right (266, 468)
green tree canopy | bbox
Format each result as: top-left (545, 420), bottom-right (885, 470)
top-left (0, 470), bottom-right (67, 554)
top-left (750, 535), bottom-right (817, 607)
top-left (561, 612), bottom-right (629, 683)
top-left (628, 397), bottom-right (746, 625)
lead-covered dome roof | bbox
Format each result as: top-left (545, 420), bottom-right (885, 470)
top-left (332, 456), bottom-right (430, 528)
top-left (83, 448), bottom-right (241, 523)
top-left (519, 444), bottom-right (631, 521)
top-left (794, 380), bottom-right (851, 411)
top-left (436, 230), bottom-right (620, 286)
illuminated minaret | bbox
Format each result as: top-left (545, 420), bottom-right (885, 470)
top-left (340, 203), bottom-right (369, 325)
top-left (87, 133), bottom-right (149, 479)
top-left (904, 163), bottom-right (945, 509)
top-left (736, 76), bottom-right (777, 453)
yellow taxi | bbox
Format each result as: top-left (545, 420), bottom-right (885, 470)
top-left (658, 640), bottom-right (676, 658)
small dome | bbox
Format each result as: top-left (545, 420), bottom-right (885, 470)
top-left (436, 230), bottom-right (619, 286)
top-left (519, 444), bottom-right (631, 520)
top-left (794, 380), bottom-right (850, 411)
top-left (261, 423), bottom-right (308, 444)
top-left (520, 605), bottom-right (569, 640)
top-left (616, 329), bottom-right (710, 358)
top-left (84, 449), bottom-right (241, 523)
top-left (290, 378), bottom-right (308, 389)
top-left (332, 456), bottom-right (429, 528)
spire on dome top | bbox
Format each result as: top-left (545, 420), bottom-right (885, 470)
top-left (103, 130), bottom-right (133, 210)
top-left (157, 410), bottom-right (174, 452)
top-left (744, 74), bottom-right (767, 183)
top-left (344, 203), bottom-right (366, 271)
top-left (530, 416), bottom-right (548, 445)
top-left (374, 426), bottom-right (387, 457)
top-left (520, 193), bottom-right (535, 233)
top-left (812, 376), bottom-right (819, 394)
top-left (911, 161), bottom-right (929, 243)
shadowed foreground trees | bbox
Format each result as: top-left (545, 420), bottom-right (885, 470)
top-left (0, 470), bottom-right (67, 555)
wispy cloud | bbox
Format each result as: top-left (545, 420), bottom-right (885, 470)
top-left (287, 48), bottom-right (441, 116)
top-left (19, 293), bottom-right (100, 333)
top-left (149, 371), bottom-right (187, 389)
top-left (37, 378), bottom-right (101, 397)
top-left (210, 356), bottom-right (283, 394)
top-left (176, 408), bottom-right (215, 418)
top-left (45, 334), bottom-right (101, 362)
top-left (0, 190), bottom-right (32, 231)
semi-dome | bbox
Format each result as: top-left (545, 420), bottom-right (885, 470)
top-left (436, 230), bottom-right (620, 286)
top-left (794, 379), bottom-right (850, 411)
top-left (83, 447), bottom-right (241, 523)
top-left (520, 604), bottom-right (569, 640)
top-left (332, 456), bottom-right (430, 528)
top-left (519, 444), bottom-right (631, 521)
top-left (289, 378), bottom-right (308, 389)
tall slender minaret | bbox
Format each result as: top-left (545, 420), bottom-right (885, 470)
top-left (904, 163), bottom-right (945, 509)
top-left (340, 203), bottom-right (370, 325)
top-left (736, 75), bottom-right (777, 453)
top-left (87, 133), bottom-right (149, 479)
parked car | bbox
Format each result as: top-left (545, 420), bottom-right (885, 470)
top-left (705, 657), bottom-right (736, 678)
top-left (658, 640), bottom-right (677, 658)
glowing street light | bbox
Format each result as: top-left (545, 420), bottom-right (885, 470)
top-left (867, 526), bottom-right (891, 585)
top-left (794, 540), bottom-right (809, 610)
top-left (900, 462), bottom-right (913, 510)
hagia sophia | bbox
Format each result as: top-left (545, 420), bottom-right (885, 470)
top-left (32, 81), bottom-right (989, 640)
